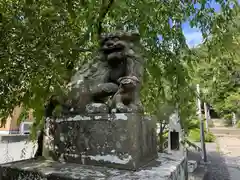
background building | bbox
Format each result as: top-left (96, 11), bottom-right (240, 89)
top-left (0, 106), bottom-right (33, 134)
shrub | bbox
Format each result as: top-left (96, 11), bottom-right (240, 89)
top-left (186, 118), bottom-right (213, 134)
top-left (190, 117), bottom-right (214, 128)
top-left (205, 132), bottom-right (216, 142)
top-left (183, 118), bottom-right (200, 134)
top-left (189, 119), bottom-right (200, 128)
top-left (188, 128), bottom-right (201, 142)
top-left (236, 120), bottom-right (240, 128)
top-left (188, 128), bottom-right (216, 142)
top-left (223, 114), bottom-right (233, 127)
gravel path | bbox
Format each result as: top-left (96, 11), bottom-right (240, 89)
top-left (198, 137), bottom-right (240, 180)
top-left (217, 137), bottom-right (240, 180)
top-left (204, 151), bottom-right (231, 180)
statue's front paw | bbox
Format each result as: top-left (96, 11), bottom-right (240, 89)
top-left (86, 103), bottom-right (109, 113)
top-left (116, 103), bottom-right (128, 113)
top-left (116, 103), bottom-right (143, 113)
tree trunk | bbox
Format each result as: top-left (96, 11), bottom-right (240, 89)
top-left (158, 123), bottom-right (164, 152)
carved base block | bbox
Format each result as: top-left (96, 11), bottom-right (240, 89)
top-left (0, 152), bottom-right (187, 180)
top-left (43, 113), bottom-right (157, 170)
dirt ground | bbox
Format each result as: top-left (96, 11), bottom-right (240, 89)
top-left (209, 120), bottom-right (240, 180)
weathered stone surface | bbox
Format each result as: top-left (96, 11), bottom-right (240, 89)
top-left (34, 31), bottom-right (145, 158)
top-left (0, 152), bottom-right (187, 180)
top-left (58, 31), bottom-right (144, 115)
top-left (42, 113), bottom-right (157, 170)
top-left (85, 103), bottom-right (109, 114)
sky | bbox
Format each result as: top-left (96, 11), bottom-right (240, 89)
top-left (183, 1), bottom-right (235, 47)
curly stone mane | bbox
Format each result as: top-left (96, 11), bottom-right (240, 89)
top-left (71, 31), bottom-right (144, 94)
top-left (57, 31), bottom-right (144, 115)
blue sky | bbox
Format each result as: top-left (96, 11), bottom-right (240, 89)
top-left (183, 1), bottom-right (238, 47)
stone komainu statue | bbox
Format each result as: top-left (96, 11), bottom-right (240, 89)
top-left (34, 31), bottom-right (145, 157)
top-left (63, 31), bottom-right (144, 114)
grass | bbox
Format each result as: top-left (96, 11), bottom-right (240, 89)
top-left (188, 128), bottom-right (216, 143)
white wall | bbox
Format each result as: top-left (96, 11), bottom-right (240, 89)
top-left (0, 141), bottom-right (37, 164)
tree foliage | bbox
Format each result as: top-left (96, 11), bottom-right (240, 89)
top-left (1, 0), bottom-right (239, 135)
top-left (193, 5), bottom-right (240, 118)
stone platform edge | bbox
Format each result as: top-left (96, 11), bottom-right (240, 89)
top-left (51, 113), bottom-right (152, 122)
top-left (0, 152), bottom-right (187, 180)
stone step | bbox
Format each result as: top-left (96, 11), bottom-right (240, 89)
top-left (214, 134), bottom-right (240, 138)
top-left (210, 128), bottom-right (240, 135)
top-left (188, 166), bottom-right (206, 180)
top-left (187, 149), bottom-right (208, 180)
top-left (188, 160), bottom-right (198, 173)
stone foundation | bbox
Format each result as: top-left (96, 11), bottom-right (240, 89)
top-left (43, 113), bottom-right (157, 170)
top-left (0, 152), bottom-right (187, 180)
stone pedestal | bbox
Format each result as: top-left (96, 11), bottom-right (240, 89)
top-left (0, 113), bottom-right (188, 180)
top-left (43, 113), bottom-right (157, 170)
top-left (0, 152), bottom-right (187, 180)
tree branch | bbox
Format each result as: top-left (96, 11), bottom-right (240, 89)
top-left (97, 0), bottom-right (115, 38)
top-left (66, 0), bottom-right (76, 20)
top-left (68, 28), bottom-right (93, 70)
top-left (71, 47), bottom-right (94, 52)
top-left (162, 122), bottom-right (167, 131)
top-left (67, 0), bottom-right (114, 70)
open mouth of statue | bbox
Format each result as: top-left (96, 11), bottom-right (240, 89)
top-left (102, 44), bottom-right (124, 54)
